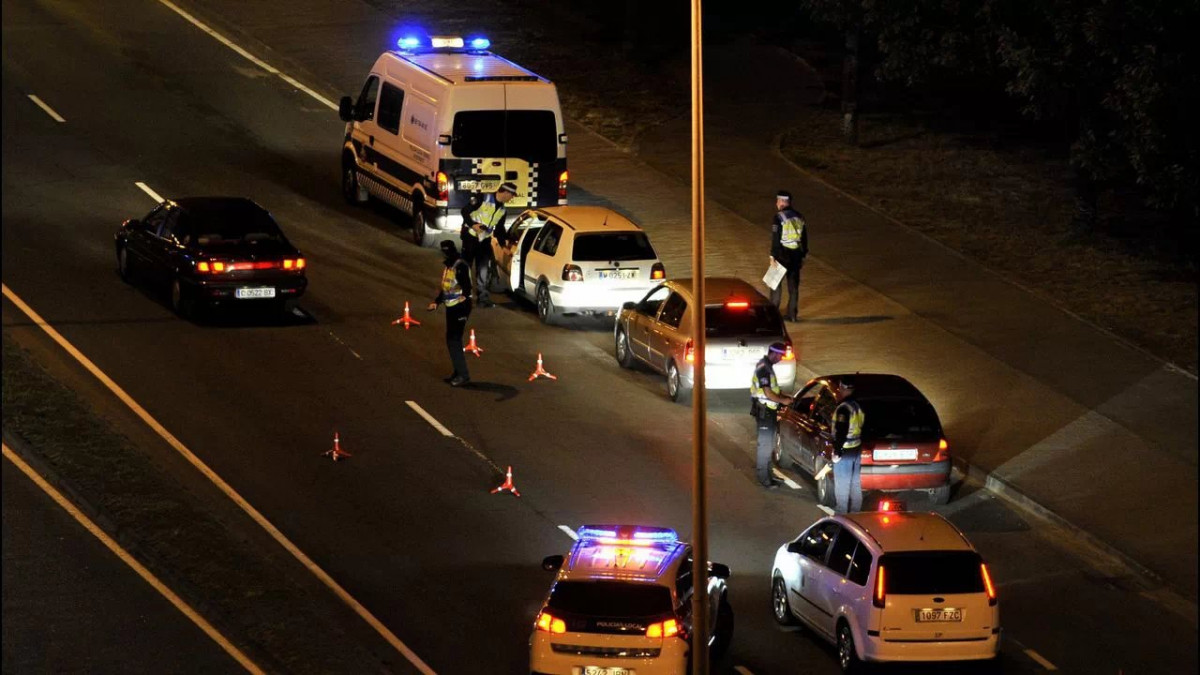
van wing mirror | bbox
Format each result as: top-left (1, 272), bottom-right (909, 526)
top-left (338, 96), bottom-right (354, 122)
top-left (437, 134), bottom-right (452, 146)
top-left (558, 133), bottom-right (569, 145)
top-left (541, 554), bottom-right (564, 571)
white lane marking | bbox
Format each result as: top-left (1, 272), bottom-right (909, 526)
top-left (771, 468), bottom-right (801, 490)
top-left (817, 504), bottom-right (835, 516)
top-left (558, 525), bottom-right (578, 541)
top-left (734, 667), bottom-right (756, 675)
top-left (27, 95), bottom-right (65, 122)
top-left (3, 444), bottom-right (264, 674)
top-left (0, 284), bottom-right (436, 674)
top-left (326, 330), bottom-right (363, 360)
top-left (155, 0), bottom-right (337, 111)
top-left (405, 401), bottom-right (455, 437)
top-left (135, 182), bottom-right (165, 203)
top-left (1024, 648), bottom-right (1058, 670)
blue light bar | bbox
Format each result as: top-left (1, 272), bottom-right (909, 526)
top-left (577, 526), bottom-right (618, 540)
top-left (576, 525), bottom-right (679, 544)
top-left (469, 37), bottom-right (491, 51)
top-left (397, 36), bottom-right (422, 51)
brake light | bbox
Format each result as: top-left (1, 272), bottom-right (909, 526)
top-left (879, 500), bottom-right (893, 512)
top-left (725, 300), bottom-right (749, 309)
top-left (981, 563), bottom-right (997, 606)
top-left (646, 618), bottom-right (680, 639)
top-left (562, 264), bottom-right (583, 282)
top-left (651, 262), bottom-right (665, 280)
top-left (684, 339), bottom-right (695, 363)
top-left (196, 261), bottom-right (227, 273)
top-left (436, 171), bottom-right (449, 202)
top-left (873, 565), bottom-right (886, 608)
top-left (783, 343), bottom-right (795, 360)
top-left (197, 261), bottom-right (210, 273)
top-left (296, 257), bottom-right (306, 269)
top-left (558, 170), bottom-right (569, 201)
top-left (535, 611), bottom-right (567, 634)
top-left (934, 438), bottom-right (950, 462)
top-left (282, 258), bottom-right (307, 270)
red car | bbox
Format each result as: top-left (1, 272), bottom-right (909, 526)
top-left (774, 374), bottom-right (953, 505)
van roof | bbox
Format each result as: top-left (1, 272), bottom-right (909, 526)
top-left (537, 206), bottom-right (642, 233)
top-left (389, 50), bottom-right (548, 85)
top-left (842, 512), bottom-right (974, 553)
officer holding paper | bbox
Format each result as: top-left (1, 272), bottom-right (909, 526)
top-left (768, 190), bottom-right (808, 322)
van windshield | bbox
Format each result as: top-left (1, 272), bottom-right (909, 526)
top-left (452, 110), bottom-right (557, 161)
top-left (880, 551), bottom-right (985, 595)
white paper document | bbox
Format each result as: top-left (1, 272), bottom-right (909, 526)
top-left (763, 260), bottom-right (786, 290)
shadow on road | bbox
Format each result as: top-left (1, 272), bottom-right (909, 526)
top-left (796, 315), bottom-right (895, 325)
top-left (460, 381), bottom-right (520, 401)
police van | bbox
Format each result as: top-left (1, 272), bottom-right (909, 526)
top-left (338, 35), bottom-right (568, 247)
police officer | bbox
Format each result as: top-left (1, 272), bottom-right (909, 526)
top-left (831, 378), bottom-right (865, 512)
top-left (427, 240), bottom-right (474, 387)
top-left (750, 342), bottom-right (795, 487)
top-left (461, 182), bottom-right (518, 308)
top-left (769, 190), bottom-right (809, 322)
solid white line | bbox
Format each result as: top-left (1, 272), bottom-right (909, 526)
top-left (3, 444), bottom-right (264, 674)
top-left (558, 525), bottom-right (579, 541)
top-left (1024, 648), bottom-right (1058, 670)
top-left (155, 0), bottom-right (337, 111)
top-left (0, 284), bottom-right (435, 674)
top-left (771, 468), bottom-right (801, 490)
top-left (405, 401), bottom-right (455, 437)
top-left (27, 95), bottom-right (65, 122)
top-left (817, 504), bottom-right (835, 516)
top-left (135, 182), bottom-right (165, 203)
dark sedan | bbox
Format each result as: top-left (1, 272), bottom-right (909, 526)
top-left (774, 374), bottom-right (953, 505)
top-left (115, 197), bottom-right (307, 318)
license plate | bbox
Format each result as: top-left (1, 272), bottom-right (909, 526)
top-left (235, 287), bottom-right (276, 299)
top-left (916, 608), bottom-right (962, 622)
top-left (873, 448), bottom-right (918, 461)
top-left (579, 668), bottom-right (632, 675)
top-left (456, 179), bottom-right (500, 192)
top-left (597, 269), bottom-right (639, 281)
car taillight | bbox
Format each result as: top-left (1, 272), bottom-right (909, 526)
top-left (651, 262), bottom-right (665, 280)
top-left (981, 563), bottom-right (997, 606)
top-left (558, 170), bottom-right (568, 201)
top-left (873, 565), bottom-right (886, 608)
top-left (196, 261), bottom-right (226, 273)
top-left (725, 300), bottom-right (749, 309)
top-left (934, 438), bottom-right (950, 462)
top-left (684, 339), bottom-right (695, 363)
top-left (783, 342), bottom-right (795, 360)
top-left (535, 610), bottom-right (567, 634)
top-left (282, 258), bottom-right (307, 270)
top-left (436, 171), bottom-right (449, 202)
top-left (562, 264), bottom-right (583, 282)
top-left (646, 618), bottom-right (680, 639)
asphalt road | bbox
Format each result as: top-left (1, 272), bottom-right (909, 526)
top-left (2, 0), bottom-right (1195, 673)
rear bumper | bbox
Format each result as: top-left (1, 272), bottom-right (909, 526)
top-left (684, 360), bottom-right (798, 391)
top-left (529, 632), bottom-right (687, 675)
top-left (861, 631), bottom-right (1000, 663)
top-left (552, 284), bottom-right (658, 315)
top-left (185, 276), bottom-right (307, 302)
top-left (860, 459), bottom-right (951, 490)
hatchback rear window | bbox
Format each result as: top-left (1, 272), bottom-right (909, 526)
top-left (572, 232), bottom-right (656, 261)
top-left (705, 304), bottom-right (784, 338)
top-left (880, 551), bottom-right (984, 595)
top-left (546, 581), bottom-right (672, 617)
top-left (451, 110), bottom-right (557, 161)
top-left (860, 398), bottom-right (941, 440)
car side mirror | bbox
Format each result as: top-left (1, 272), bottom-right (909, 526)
top-left (708, 562), bottom-right (731, 579)
top-left (787, 540), bottom-right (804, 555)
top-left (542, 554), bottom-right (564, 571)
top-left (622, 301), bottom-right (636, 311)
top-left (338, 96), bottom-right (354, 122)
top-left (123, 218), bottom-right (143, 231)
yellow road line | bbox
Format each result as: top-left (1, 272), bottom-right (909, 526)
top-left (2, 443), bottom-right (263, 674)
top-left (1, 283), bottom-right (436, 673)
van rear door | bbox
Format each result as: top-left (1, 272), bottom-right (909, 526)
top-left (877, 551), bottom-right (996, 642)
top-left (503, 84), bottom-right (561, 208)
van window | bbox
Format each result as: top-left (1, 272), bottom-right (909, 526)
top-left (452, 110), bottom-right (557, 161)
top-left (879, 551), bottom-right (985, 595)
top-left (704, 303), bottom-right (784, 339)
top-left (572, 232), bottom-right (656, 262)
top-left (547, 581), bottom-right (672, 617)
top-left (355, 76), bottom-right (379, 122)
top-left (378, 83), bottom-right (405, 135)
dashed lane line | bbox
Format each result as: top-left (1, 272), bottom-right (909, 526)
top-left (3, 443), bottom-right (264, 674)
top-left (0, 283), bottom-right (436, 674)
top-left (558, 525), bottom-right (578, 540)
top-left (771, 468), bottom-right (802, 490)
top-left (1024, 648), bottom-right (1059, 671)
top-left (734, 666), bottom-right (756, 675)
top-left (135, 181), bottom-right (165, 203)
top-left (27, 94), bottom-right (65, 122)
top-left (816, 504), bottom-right (834, 516)
top-left (405, 401), bottom-right (455, 437)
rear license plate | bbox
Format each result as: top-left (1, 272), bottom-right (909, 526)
top-left (916, 608), bottom-right (962, 622)
top-left (579, 668), bottom-right (633, 675)
top-left (456, 179), bottom-right (500, 192)
top-left (873, 448), bottom-right (918, 461)
top-left (597, 269), bottom-right (639, 281)
top-left (235, 287), bottom-right (276, 299)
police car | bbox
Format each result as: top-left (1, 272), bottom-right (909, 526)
top-left (531, 525), bottom-right (733, 675)
top-left (770, 504), bottom-right (1000, 672)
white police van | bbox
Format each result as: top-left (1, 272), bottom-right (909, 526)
top-left (338, 35), bottom-right (568, 247)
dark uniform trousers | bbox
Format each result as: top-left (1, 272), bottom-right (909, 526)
top-left (446, 299), bottom-right (472, 379)
top-left (462, 238), bottom-right (493, 305)
top-left (756, 404), bottom-right (778, 486)
top-left (770, 253), bottom-right (803, 319)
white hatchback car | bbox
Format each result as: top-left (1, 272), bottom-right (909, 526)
top-left (771, 510), bottom-right (1000, 672)
top-left (493, 206), bottom-right (665, 323)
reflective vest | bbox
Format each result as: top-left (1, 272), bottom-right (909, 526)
top-left (779, 210), bottom-right (805, 250)
top-left (836, 399), bottom-right (864, 449)
top-left (750, 358), bottom-right (781, 410)
top-left (466, 195), bottom-right (505, 240)
top-left (441, 261), bottom-right (467, 307)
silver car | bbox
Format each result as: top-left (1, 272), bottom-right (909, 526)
top-left (613, 277), bottom-right (798, 402)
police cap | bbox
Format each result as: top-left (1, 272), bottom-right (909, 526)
top-left (499, 182), bottom-right (519, 195)
top-left (776, 190), bottom-right (792, 202)
top-left (768, 341), bottom-right (788, 355)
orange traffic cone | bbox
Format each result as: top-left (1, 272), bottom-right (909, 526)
top-left (322, 432), bottom-right (352, 462)
top-left (490, 465), bottom-right (521, 497)
top-left (528, 352), bottom-right (558, 381)
top-left (463, 329), bottom-right (483, 357)
top-left (390, 301), bottom-right (421, 329)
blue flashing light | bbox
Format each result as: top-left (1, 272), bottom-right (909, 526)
top-left (469, 37), bottom-right (491, 51)
top-left (577, 525), bottom-right (679, 545)
top-left (397, 36), bottom-right (422, 51)
top-left (577, 526), bottom-right (618, 540)
top-left (632, 528), bottom-right (680, 543)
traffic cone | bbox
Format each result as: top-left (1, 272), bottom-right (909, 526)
top-left (490, 465), bottom-right (521, 497)
top-left (463, 329), bottom-right (483, 357)
top-left (528, 352), bottom-right (557, 381)
top-left (321, 432), bottom-right (352, 462)
top-left (390, 301), bottom-right (421, 329)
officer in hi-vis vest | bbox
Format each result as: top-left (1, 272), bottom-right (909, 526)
top-left (460, 182), bottom-right (517, 308)
top-left (428, 240), bottom-right (474, 387)
top-left (769, 190), bottom-right (809, 322)
top-left (832, 378), bottom-right (865, 512)
top-left (750, 342), bottom-right (795, 487)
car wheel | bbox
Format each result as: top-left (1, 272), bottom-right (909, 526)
top-left (929, 483), bottom-right (952, 505)
top-left (117, 246), bottom-right (134, 283)
top-left (615, 328), bottom-right (635, 369)
top-left (170, 277), bottom-right (194, 319)
top-left (710, 595), bottom-right (734, 659)
top-left (815, 457), bottom-right (836, 507)
top-left (536, 283), bottom-right (558, 325)
top-left (773, 432), bottom-right (784, 466)
top-left (342, 159), bottom-right (366, 205)
top-left (667, 361), bottom-right (692, 403)
top-left (837, 622), bottom-right (862, 673)
top-left (772, 575), bottom-right (796, 626)
top-left (411, 208), bottom-right (434, 247)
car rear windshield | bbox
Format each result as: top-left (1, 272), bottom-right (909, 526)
top-left (546, 581), bottom-right (672, 617)
top-left (451, 110), bottom-right (557, 161)
top-left (186, 211), bottom-right (286, 247)
top-left (860, 398), bottom-right (941, 440)
top-left (880, 551), bottom-right (984, 595)
top-left (705, 304), bottom-right (784, 338)
top-left (572, 232), bottom-right (656, 262)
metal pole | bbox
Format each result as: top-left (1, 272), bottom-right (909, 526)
top-left (689, 0), bottom-right (709, 673)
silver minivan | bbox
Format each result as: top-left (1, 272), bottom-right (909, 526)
top-left (613, 277), bottom-right (797, 402)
